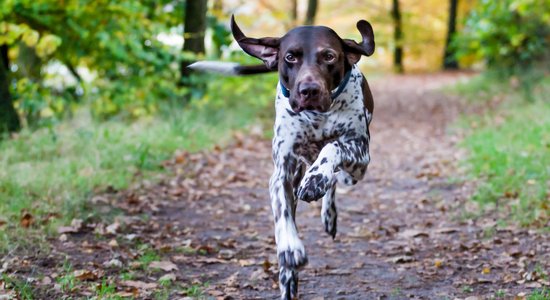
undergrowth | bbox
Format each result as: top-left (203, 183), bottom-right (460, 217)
top-left (455, 68), bottom-right (550, 226)
top-left (0, 73), bottom-right (277, 255)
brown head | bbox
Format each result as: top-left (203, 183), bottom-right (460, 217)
top-left (231, 16), bottom-right (375, 113)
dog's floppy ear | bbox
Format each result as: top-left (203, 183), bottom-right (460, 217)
top-left (231, 15), bottom-right (280, 69)
top-left (342, 20), bottom-right (375, 65)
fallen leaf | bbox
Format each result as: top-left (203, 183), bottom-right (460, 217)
top-left (125, 234), bottom-right (138, 241)
top-left (20, 212), bottom-right (33, 228)
top-left (174, 151), bottom-right (187, 164)
top-left (106, 222), bottom-right (120, 234)
top-left (399, 229), bottom-right (429, 239)
top-left (57, 226), bottom-right (79, 234)
top-left (73, 269), bottom-right (98, 281)
top-left (120, 280), bottom-right (158, 290)
top-left (238, 259), bottom-right (257, 267)
top-left (149, 261), bottom-right (178, 272)
top-left (525, 282), bottom-right (542, 288)
top-left (104, 259), bottom-right (123, 268)
top-left (70, 218), bottom-right (83, 229)
top-left (108, 239), bottom-right (119, 248)
top-left (389, 256), bottom-right (415, 264)
top-left (224, 272), bottom-right (239, 288)
top-left (196, 257), bottom-right (227, 264)
top-left (218, 249), bottom-right (235, 260)
top-left (249, 268), bottom-right (269, 281)
top-left (436, 227), bottom-right (459, 234)
top-left (41, 276), bottom-right (52, 285)
top-left (262, 259), bottom-right (272, 272)
top-left (158, 273), bottom-right (176, 282)
top-left (116, 290), bottom-right (139, 297)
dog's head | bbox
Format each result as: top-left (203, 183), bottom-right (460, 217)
top-left (231, 16), bottom-right (375, 113)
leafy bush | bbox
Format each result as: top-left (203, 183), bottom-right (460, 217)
top-left (1, 0), bottom-right (184, 124)
top-left (455, 0), bottom-right (550, 70)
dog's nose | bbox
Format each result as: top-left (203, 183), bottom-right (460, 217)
top-left (299, 82), bottom-right (320, 99)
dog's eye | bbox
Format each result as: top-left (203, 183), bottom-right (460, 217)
top-left (285, 54), bottom-right (297, 63)
top-left (324, 53), bottom-right (336, 62)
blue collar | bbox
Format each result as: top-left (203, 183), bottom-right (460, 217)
top-left (280, 69), bottom-right (352, 99)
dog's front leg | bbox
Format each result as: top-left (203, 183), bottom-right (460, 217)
top-left (297, 136), bottom-right (370, 202)
top-left (270, 141), bottom-right (308, 299)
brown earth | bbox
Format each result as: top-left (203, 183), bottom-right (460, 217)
top-left (2, 73), bottom-right (549, 299)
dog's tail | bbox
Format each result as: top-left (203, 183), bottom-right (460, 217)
top-left (187, 61), bottom-right (274, 76)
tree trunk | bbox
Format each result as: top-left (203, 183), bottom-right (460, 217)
top-left (289, 0), bottom-right (298, 28)
top-left (443, 0), bottom-right (459, 69)
top-left (0, 44), bottom-right (21, 136)
top-left (180, 0), bottom-right (208, 83)
top-left (392, 0), bottom-right (404, 73)
top-left (305, 0), bottom-right (318, 25)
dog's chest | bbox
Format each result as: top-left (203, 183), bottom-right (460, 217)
top-left (273, 66), bottom-right (367, 163)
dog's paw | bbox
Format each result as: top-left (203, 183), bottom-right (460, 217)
top-left (321, 203), bottom-right (337, 239)
top-left (297, 165), bottom-right (333, 202)
top-left (279, 268), bottom-right (299, 300)
top-left (278, 247), bottom-right (308, 269)
top-left (336, 170), bottom-right (356, 186)
top-left (276, 224), bottom-right (307, 269)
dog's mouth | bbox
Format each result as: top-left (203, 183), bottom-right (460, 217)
top-left (291, 102), bottom-right (330, 113)
top-left (290, 94), bottom-right (332, 113)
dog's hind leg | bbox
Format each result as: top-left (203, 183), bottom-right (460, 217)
top-left (321, 181), bottom-right (337, 239)
top-left (279, 267), bottom-right (299, 300)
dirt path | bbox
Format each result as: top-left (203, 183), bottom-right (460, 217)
top-left (3, 74), bottom-right (549, 299)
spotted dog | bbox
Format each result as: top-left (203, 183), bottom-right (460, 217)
top-left (190, 16), bottom-right (375, 300)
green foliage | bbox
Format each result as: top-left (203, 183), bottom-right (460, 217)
top-left (0, 72), bottom-right (276, 255)
top-left (454, 0), bottom-right (550, 70)
top-left (96, 279), bottom-right (117, 299)
top-left (1, 0), bottom-right (190, 126)
top-left (138, 247), bottom-right (161, 269)
top-left (1, 274), bottom-right (35, 299)
top-left (13, 77), bottom-right (74, 127)
top-left (528, 288), bottom-right (550, 300)
top-left (184, 282), bottom-right (208, 298)
top-left (458, 72), bottom-right (550, 225)
top-left (57, 260), bottom-right (76, 293)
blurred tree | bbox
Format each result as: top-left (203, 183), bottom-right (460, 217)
top-left (305, 0), bottom-right (318, 25)
top-left (0, 0), bottom-right (184, 125)
top-left (443, 0), bottom-right (459, 69)
top-left (455, 0), bottom-right (549, 70)
top-left (208, 1), bottom-right (232, 58)
top-left (181, 0), bottom-right (208, 84)
top-left (0, 44), bottom-right (21, 135)
top-left (392, 0), bottom-right (404, 73)
top-left (290, 0), bottom-right (298, 28)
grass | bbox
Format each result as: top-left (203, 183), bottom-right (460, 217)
top-left (138, 248), bottom-right (161, 269)
top-left (455, 68), bottom-right (550, 226)
top-left (494, 289), bottom-right (506, 298)
top-left (1, 274), bottom-right (34, 299)
top-left (95, 279), bottom-right (118, 299)
top-left (0, 73), bottom-right (277, 255)
top-left (56, 259), bottom-right (77, 293)
top-left (183, 282), bottom-right (208, 298)
top-left (528, 288), bottom-right (550, 300)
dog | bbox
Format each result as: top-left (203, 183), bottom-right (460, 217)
top-left (190, 15), bottom-right (375, 300)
